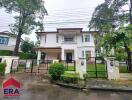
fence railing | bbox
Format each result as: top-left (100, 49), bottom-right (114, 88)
top-left (10, 59), bottom-right (76, 74)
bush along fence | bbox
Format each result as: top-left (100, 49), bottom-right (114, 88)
top-left (0, 63), bottom-right (6, 76)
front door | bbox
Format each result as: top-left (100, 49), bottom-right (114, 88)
top-left (66, 53), bottom-right (72, 62)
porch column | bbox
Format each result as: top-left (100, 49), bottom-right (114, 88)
top-left (61, 48), bottom-right (65, 60)
top-left (37, 50), bottom-right (41, 65)
top-left (74, 48), bottom-right (78, 60)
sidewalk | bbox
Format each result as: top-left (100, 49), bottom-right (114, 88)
top-left (86, 79), bottom-right (132, 92)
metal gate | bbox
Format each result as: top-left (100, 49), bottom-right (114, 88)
top-left (86, 57), bottom-right (107, 78)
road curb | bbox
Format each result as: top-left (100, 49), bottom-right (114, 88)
top-left (53, 81), bottom-right (132, 92)
top-left (88, 86), bottom-right (132, 92)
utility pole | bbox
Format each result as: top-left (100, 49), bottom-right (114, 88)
top-left (130, 0), bottom-right (132, 24)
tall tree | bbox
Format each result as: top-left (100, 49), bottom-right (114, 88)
top-left (89, 3), bottom-right (114, 32)
top-left (0, 0), bottom-right (47, 56)
top-left (89, 0), bottom-right (129, 32)
top-left (102, 25), bottom-right (132, 72)
top-left (21, 38), bottom-right (35, 54)
top-left (89, 0), bottom-right (129, 57)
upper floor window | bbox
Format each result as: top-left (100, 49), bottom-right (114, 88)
top-left (83, 34), bottom-right (90, 42)
top-left (56, 35), bottom-right (59, 43)
top-left (45, 35), bottom-right (46, 43)
top-left (0, 37), bottom-right (9, 45)
top-left (64, 35), bottom-right (74, 42)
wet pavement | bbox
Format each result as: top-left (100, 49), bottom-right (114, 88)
top-left (0, 74), bottom-right (132, 100)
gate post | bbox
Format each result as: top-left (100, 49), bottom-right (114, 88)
top-left (76, 58), bottom-right (87, 79)
top-left (105, 57), bottom-right (120, 80)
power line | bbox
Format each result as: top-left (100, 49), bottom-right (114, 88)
top-left (44, 18), bottom-right (91, 22)
top-left (47, 7), bottom-right (97, 12)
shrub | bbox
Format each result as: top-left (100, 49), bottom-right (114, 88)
top-left (115, 52), bottom-right (127, 61)
top-left (96, 56), bottom-right (104, 60)
top-left (49, 63), bottom-right (65, 80)
top-left (0, 63), bottom-right (6, 76)
top-left (60, 72), bottom-right (80, 84)
top-left (0, 50), bottom-right (12, 56)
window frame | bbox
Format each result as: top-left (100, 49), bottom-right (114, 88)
top-left (56, 35), bottom-right (59, 43)
top-left (84, 34), bottom-right (90, 42)
top-left (0, 37), bottom-right (9, 45)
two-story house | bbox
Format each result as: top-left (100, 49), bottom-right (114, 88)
top-left (36, 28), bottom-right (96, 62)
top-left (0, 31), bottom-right (21, 52)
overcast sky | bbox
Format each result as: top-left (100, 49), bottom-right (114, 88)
top-left (0, 0), bottom-right (104, 42)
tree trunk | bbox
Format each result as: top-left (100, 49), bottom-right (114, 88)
top-left (13, 31), bottom-right (22, 56)
top-left (130, 0), bottom-right (132, 24)
top-left (127, 51), bottom-right (132, 72)
top-left (124, 43), bottom-right (132, 72)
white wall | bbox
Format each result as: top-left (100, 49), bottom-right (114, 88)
top-left (8, 36), bottom-right (16, 46)
top-left (40, 34), bottom-right (60, 47)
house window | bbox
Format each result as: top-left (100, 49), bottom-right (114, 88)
top-left (56, 35), bottom-right (59, 43)
top-left (0, 37), bottom-right (9, 45)
top-left (45, 35), bottom-right (46, 43)
top-left (84, 34), bottom-right (90, 42)
top-left (86, 51), bottom-right (91, 59)
top-left (82, 35), bottom-right (83, 42)
top-left (64, 35), bottom-right (74, 42)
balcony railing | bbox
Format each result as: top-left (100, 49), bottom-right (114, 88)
top-left (61, 41), bottom-right (77, 44)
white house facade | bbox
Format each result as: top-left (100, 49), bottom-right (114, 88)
top-left (36, 28), bottom-right (96, 62)
top-left (0, 31), bottom-right (21, 51)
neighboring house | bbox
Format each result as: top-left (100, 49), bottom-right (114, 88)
top-left (0, 31), bottom-right (21, 52)
top-left (36, 28), bottom-right (97, 62)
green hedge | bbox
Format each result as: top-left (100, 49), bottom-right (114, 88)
top-left (0, 50), bottom-right (12, 56)
top-left (49, 63), bottom-right (65, 80)
top-left (0, 63), bottom-right (6, 76)
top-left (0, 50), bottom-right (37, 59)
top-left (60, 72), bottom-right (80, 84)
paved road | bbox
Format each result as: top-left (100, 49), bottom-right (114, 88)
top-left (0, 74), bottom-right (132, 100)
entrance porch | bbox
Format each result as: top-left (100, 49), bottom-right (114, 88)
top-left (36, 47), bottom-right (76, 62)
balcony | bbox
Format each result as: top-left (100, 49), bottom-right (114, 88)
top-left (61, 41), bottom-right (77, 44)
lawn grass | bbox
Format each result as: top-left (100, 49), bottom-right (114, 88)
top-left (119, 66), bottom-right (128, 73)
top-left (87, 63), bottom-right (107, 77)
top-left (65, 64), bottom-right (107, 77)
top-left (87, 63), bottom-right (106, 71)
top-left (66, 66), bottom-right (75, 71)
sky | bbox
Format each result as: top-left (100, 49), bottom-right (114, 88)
top-left (0, 0), bottom-right (104, 42)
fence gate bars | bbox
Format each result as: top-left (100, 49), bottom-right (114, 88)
top-left (10, 59), bottom-right (49, 74)
top-left (86, 57), bottom-right (108, 78)
top-left (10, 59), bottom-right (76, 74)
